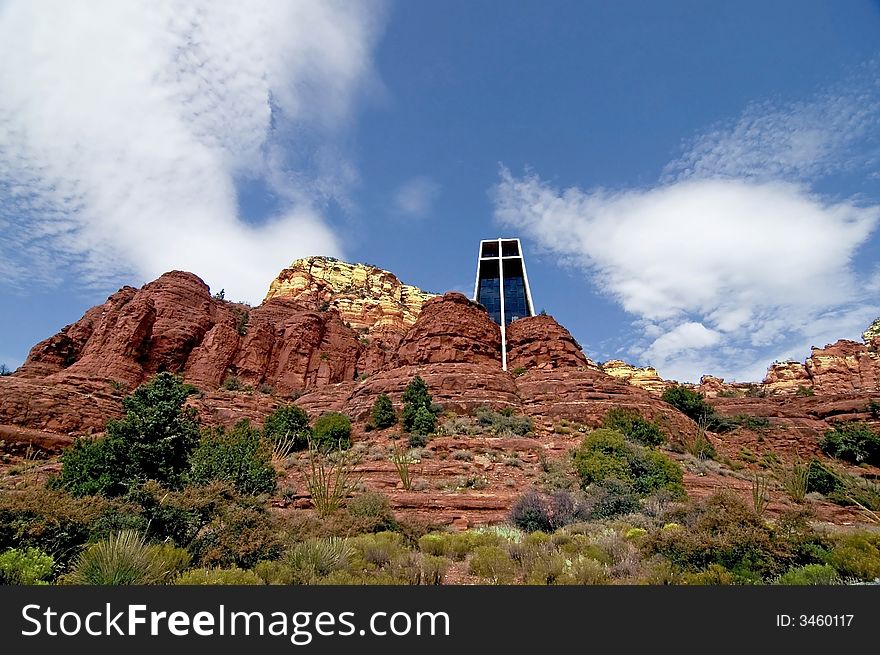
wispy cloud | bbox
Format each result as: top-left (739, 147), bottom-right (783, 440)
top-left (0, 0), bottom-right (386, 302)
top-left (392, 176), bottom-right (441, 219)
top-left (493, 64), bottom-right (880, 382)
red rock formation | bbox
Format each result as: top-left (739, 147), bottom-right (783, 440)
top-left (505, 314), bottom-right (594, 371)
top-left (805, 340), bottom-right (880, 394)
top-left (393, 293), bottom-right (501, 367)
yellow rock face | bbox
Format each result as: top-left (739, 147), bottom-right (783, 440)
top-left (864, 317), bottom-right (880, 344)
top-left (600, 359), bottom-right (670, 394)
top-left (264, 256), bottom-right (437, 334)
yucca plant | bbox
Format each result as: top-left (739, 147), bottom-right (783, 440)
top-left (65, 530), bottom-right (170, 585)
top-left (751, 471), bottom-right (770, 516)
top-left (304, 439), bottom-right (362, 516)
top-left (286, 538), bottom-right (353, 583)
top-left (778, 452), bottom-right (810, 503)
top-left (390, 446), bottom-right (415, 491)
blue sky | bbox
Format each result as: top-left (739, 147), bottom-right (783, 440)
top-left (1, 0), bottom-right (879, 382)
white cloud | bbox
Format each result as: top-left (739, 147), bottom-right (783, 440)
top-left (0, 0), bottom-right (385, 302)
top-left (493, 67), bottom-right (880, 382)
top-left (664, 61), bottom-right (880, 183)
top-left (392, 176), bottom-right (440, 219)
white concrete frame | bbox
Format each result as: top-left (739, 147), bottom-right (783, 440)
top-left (473, 237), bottom-right (535, 371)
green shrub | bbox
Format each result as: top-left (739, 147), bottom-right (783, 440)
top-left (371, 394), bottom-right (397, 430)
top-left (821, 422), bottom-right (880, 466)
top-left (176, 568), bottom-right (263, 585)
top-left (824, 533), bottom-right (880, 581)
top-left (602, 408), bottom-right (665, 446)
top-left (401, 376), bottom-right (439, 434)
top-left (572, 429), bottom-right (684, 498)
top-left (262, 404), bottom-right (311, 451)
top-left (561, 556), bottom-right (609, 585)
top-left (468, 545), bottom-right (516, 584)
top-left (312, 412), bottom-right (352, 450)
top-left (777, 564), bottom-right (839, 585)
top-left (796, 386), bottom-right (815, 397)
top-left (0, 547), bottom-right (54, 584)
top-left (661, 385), bottom-right (714, 423)
top-left (806, 459), bottom-right (842, 495)
top-left (64, 531), bottom-right (170, 585)
top-left (867, 399), bottom-right (880, 419)
top-left (57, 373), bottom-right (200, 496)
top-left (187, 420), bottom-right (276, 496)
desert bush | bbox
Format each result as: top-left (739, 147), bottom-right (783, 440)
top-left (262, 404), bottom-right (311, 452)
top-left (821, 422), bottom-right (880, 466)
top-left (806, 459), bottom-right (841, 495)
top-left (572, 429), bottom-right (685, 498)
top-left (312, 412), bottom-right (352, 450)
top-left (561, 555), bottom-right (610, 585)
top-left (0, 547), bottom-right (54, 584)
top-left (644, 491), bottom-right (780, 581)
top-left (510, 490), bottom-right (589, 532)
top-left (678, 420), bottom-right (717, 459)
top-left (474, 406), bottom-right (534, 436)
top-left (176, 568), bottom-right (262, 585)
top-left (421, 554), bottom-right (452, 585)
top-left (0, 487), bottom-right (115, 570)
top-left (418, 533), bottom-right (450, 558)
top-left (64, 531), bottom-right (170, 585)
top-left (776, 563), bottom-right (839, 585)
top-left (221, 375), bottom-right (249, 392)
top-left (581, 479), bottom-right (642, 520)
top-left (370, 393), bottom-right (397, 430)
top-left (189, 504), bottom-right (283, 569)
top-left (350, 531), bottom-right (405, 570)
top-left (468, 545), bottom-right (517, 584)
top-left (680, 564), bottom-right (736, 585)
top-left (602, 408), bottom-right (665, 446)
top-left (57, 373), bottom-right (200, 496)
top-left (187, 420), bottom-right (276, 496)
top-left (346, 492), bottom-right (397, 532)
top-left (824, 533), bottom-right (880, 581)
top-left (661, 385), bottom-right (714, 422)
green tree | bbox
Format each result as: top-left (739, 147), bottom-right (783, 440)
top-left (661, 385), bottom-right (714, 423)
top-left (187, 420), bottom-right (277, 496)
top-left (821, 422), bottom-right (880, 466)
top-left (263, 404), bottom-right (311, 451)
top-left (58, 373), bottom-right (200, 496)
top-left (312, 412), bottom-right (352, 450)
top-left (401, 375), bottom-right (438, 434)
top-left (370, 393), bottom-right (397, 430)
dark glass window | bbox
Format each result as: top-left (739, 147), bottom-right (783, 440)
top-left (501, 240), bottom-right (520, 257)
top-left (478, 277), bottom-right (502, 324)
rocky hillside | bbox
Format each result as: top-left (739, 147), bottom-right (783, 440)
top-left (2, 258), bottom-right (879, 527)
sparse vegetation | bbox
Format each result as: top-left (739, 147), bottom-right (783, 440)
top-left (661, 385), bottom-right (714, 423)
top-left (390, 447), bottom-right (415, 491)
top-left (778, 453), bottom-right (810, 503)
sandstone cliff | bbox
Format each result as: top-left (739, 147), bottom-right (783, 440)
top-left (264, 256), bottom-right (436, 335)
top-left (599, 360), bottom-right (669, 394)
